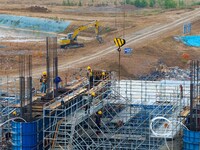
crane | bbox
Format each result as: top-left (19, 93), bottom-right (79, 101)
top-left (59, 20), bottom-right (103, 49)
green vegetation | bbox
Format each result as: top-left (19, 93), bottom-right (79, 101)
top-left (78, 0), bottom-right (82, 6)
top-left (149, 0), bottom-right (156, 7)
top-left (191, 2), bottom-right (200, 6)
top-left (62, 0), bottom-right (76, 6)
top-left (125, 0), bottom-right (134, 5)
top-left (123, 0), bottom-right (200, 9)
top-left (134, 0), bottom-right (148, 7)
top-left (163, 0), bottom-right (177, 9)
top-left (178, 0), bottom-right (185, 8)
top-left (125, 0), bottom-right (177, 9)
top-left (62, 0), bottom-right (200, 8)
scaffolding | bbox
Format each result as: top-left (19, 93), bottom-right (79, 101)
top-left (0, 54), bottom-right (33, 149)
top-left (43, 76), bottom-right (190, 150)
top-left (189, 60), bottom-right (200, 131)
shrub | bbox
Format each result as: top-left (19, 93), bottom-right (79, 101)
top-left (164, 0), bottom-right (177, 9)
top-left (149, 0), bottom-right (156, 7)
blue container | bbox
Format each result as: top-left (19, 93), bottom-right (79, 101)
top-left (183, 129), bottom-right (200, 150)
top-left (12, 121), bottom-right (37, 150)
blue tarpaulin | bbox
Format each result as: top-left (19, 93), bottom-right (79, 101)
top-left (0, 14), bottom-right (70, 33)
top-left (179, 35), bottom-right (200, 47)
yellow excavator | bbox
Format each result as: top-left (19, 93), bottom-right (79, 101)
top-left (59, 20), bottom-right (103, 49)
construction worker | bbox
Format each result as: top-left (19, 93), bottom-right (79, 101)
top-left (95, 110), bottom-right (102, 135)
top-left (87, 66), bottom-right (94, 89)
top-left (40, 71), bottom-right (47, 93)
top-left (102, 71), bottom-right (106, 80)
top-left (85, 92), bottom-right (96, 114)
top-left (54, 76), bottom-right (62, 90)
top-left (12, 111), bottom-right (17, 116)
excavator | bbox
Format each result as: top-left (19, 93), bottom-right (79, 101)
top-left (59, 20), bottom-right (103, 49)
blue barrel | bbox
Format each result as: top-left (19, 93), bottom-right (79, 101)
top-left (12, 121), bottom-right (37, 150)
top-left (183, 129), bottom-right (200, 150)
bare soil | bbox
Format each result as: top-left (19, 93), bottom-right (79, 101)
top-left (0, 1), bottom-right (199, 79)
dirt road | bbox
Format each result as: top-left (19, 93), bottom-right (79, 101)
top-left (3, 7), bottom-right (199, 78)
top-left (55, 8), bottom-right (200, 72)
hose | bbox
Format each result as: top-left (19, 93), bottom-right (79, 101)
top-left (150, 116), bottom-right (189, 150)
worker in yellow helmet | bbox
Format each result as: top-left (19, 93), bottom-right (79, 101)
top-left (85, 92), bottom-right (96, 114)
top-left (91, 91), bottom-right (96, 97)
top-left (87, 66), bottom-right (91, 70)
top-left (96, 109), bottom-right (103, 135)
top-left (87, 66), bottom-right (94, 89)
top-left (98, 110), bottom-right (102, 115)
top-left (12, 111), bottom-right (17, 116)
top-left (102, 71), bottom-right (106, 80)
top-left (40, 71), bottom-right (47, 93)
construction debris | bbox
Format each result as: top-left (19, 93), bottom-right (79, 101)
top-left (139, 64), bottom-right (190, 81)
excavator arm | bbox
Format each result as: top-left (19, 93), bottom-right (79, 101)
top-left (60, 20), bottom-right (103, 49)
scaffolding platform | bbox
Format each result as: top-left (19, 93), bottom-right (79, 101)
top-left (64, 102), bottom-right (104, 125)
top-left (86, 80), bottom-right (110, 94)
top-left (43, 79), bottom-right (191, 150)
top-left (108, 134), bottom-right (146, 141)
top-left (111, 106), bottom-right (141, 124)
top-left (65, 78), bottom-right (87, 90)
top-left (48, 88), bottom-right (87, 110)
top-left (12, 94), bottom-right (45, 108)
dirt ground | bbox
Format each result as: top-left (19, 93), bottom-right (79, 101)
top-left (0, 1), bottom-right (199, 79)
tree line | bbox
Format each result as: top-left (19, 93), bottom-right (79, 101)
top-left (125, 0), bottom-right (178, 8)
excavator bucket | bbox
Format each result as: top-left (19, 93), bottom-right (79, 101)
top-left (96, 35), bottom-right (103, 44)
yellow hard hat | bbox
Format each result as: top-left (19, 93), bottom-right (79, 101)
top-left (12, 111), bottom-right (17, 116)
top-left (91, 92), bottom-right (96, 97)
top-left (98, 110), bottom-right (102, 115)
top-left (102, 72), bottom-right (106, 76)
top-left (87, 66), bottom-right (91, 70)
top-left (43, 71), bottom-right (47, 76)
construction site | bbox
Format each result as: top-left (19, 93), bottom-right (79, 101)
top-left (0, 0), bottom-right (200, 150)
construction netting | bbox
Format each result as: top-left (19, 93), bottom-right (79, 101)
top-left (0, 14), bottom-right (70, 33)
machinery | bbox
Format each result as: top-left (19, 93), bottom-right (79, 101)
top-left (59, 20), bottom-right (103, 49)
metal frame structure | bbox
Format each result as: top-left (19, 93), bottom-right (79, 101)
top-left (43, 78), bottom-right (190, 150)
top-left (0, 76), bottom-right (19, 149)
top-left (189, 60), bottom-right (200, 131)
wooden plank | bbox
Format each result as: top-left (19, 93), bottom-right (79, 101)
top-left (87, 80), bottom-right (108, 94)
top-left (180, 107), bottom-right (190, 117)
top-left (12, 94), bottom-right (51, 108)
top-left (66, 78), bottom-right (87, 90)
top-left (32, 105), bottom-right (43, 109)
top-left (49, 88), bottom-right (87, 110)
